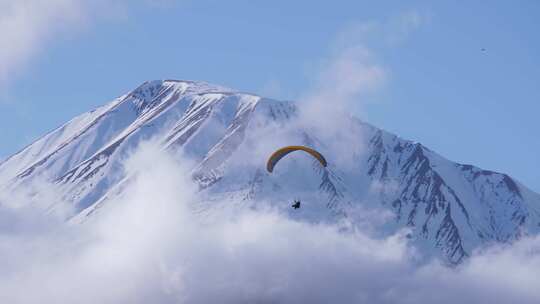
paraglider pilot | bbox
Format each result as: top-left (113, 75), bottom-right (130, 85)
top-left (292, 200), bottom-right (301, 209)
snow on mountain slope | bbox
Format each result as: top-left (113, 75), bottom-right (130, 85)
top-left (1, 79), bottom-right (539, 263)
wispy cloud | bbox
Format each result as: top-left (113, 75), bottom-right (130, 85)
top-left (294, 10), bottom-right (429, 168)
top-left (0, 0), bottom-right (170, 94)
top-left (334, 10), bottom-right (430, 50)
top-left (0, 0), bottom-right (87, 89)
top-left (386, 10), bottom-right (429, 45)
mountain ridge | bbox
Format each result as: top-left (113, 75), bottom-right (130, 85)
top-left (1, 79), bottom-right (539, 264)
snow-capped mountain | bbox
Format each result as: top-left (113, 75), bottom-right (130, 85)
top-left (1, 79), bottom-right (539, 264)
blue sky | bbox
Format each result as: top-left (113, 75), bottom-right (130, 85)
top-left (0, 0), bottom-right (538, 192)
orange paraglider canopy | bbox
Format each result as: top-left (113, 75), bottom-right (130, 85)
top-left (266, 145), bottom-right (327, 173)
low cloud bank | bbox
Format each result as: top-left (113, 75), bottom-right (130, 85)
top-left (0, 145), bottom-right (539, 304)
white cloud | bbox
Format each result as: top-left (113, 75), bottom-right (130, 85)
top-left (297, 25), bottom-right (386, 169)
top-left (0, 0), bottom-right (167, 92)
top-left (293, 10), bottom-right (429, 169)
top-left (0, 0), bottom-right (86, 88)
top-left (0, 145), bottom-right (539, 303)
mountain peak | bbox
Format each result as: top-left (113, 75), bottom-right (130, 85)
top-left (125, 79), bottom-right (247, 116)
top-left (131, 79), bottom-right (235, 97)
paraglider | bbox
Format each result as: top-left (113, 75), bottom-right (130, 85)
top-left (266, 145), bottom-right (327, 173)
top-left (266, 145), bottom-right (327, 210)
